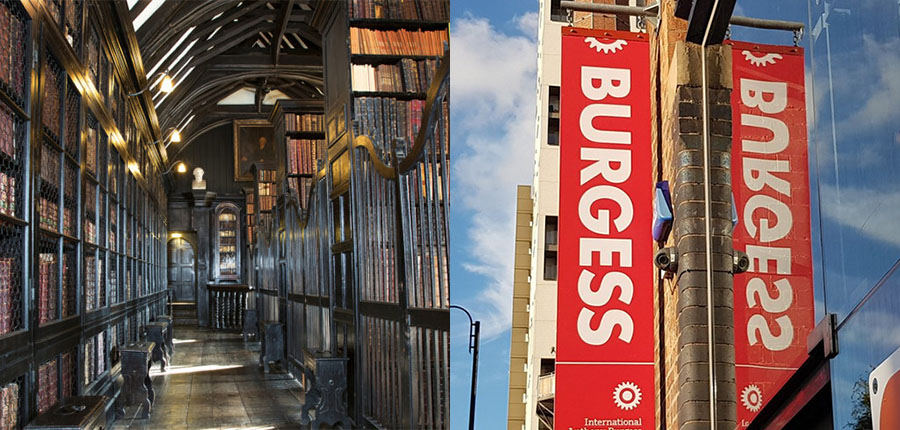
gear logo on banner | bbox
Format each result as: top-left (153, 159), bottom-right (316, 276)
top-left (613, 381), bottom-right (642, 411)
top-left (741, 50), bottom-right (782, 67)
top-left (741, 384), bottom-right (763, 412)
top-left (584, 37), bottom-right (627, 54)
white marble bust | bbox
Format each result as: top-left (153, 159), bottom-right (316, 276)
top-left (192, 167), bottom-right (206, 190)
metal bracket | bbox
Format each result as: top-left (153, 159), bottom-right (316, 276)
top-left (644, 2), bottom-right (660, 28)
top-left (807, 313), bottom-right (838, 359)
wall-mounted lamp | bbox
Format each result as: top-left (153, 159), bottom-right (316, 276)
top-left (146, 127), bottom-right (183, 149)
top-left (163, 161), bottom-right (188, 175)
top-left (130, 71), bottom-right (174, 96)
top-left (170, 232), bottom-right (183, 239)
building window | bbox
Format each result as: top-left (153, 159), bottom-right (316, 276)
top-left (550, 0), bottom-right (565, 22)
top-left (543, 216), bottom-right (558, 280)
top-left (540, 358), bottom-right (555, 376)
top-left (547, 86), bottom-right (560, 146)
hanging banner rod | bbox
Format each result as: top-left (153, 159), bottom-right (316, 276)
top-left (559, 1), bottom-right (804, 32)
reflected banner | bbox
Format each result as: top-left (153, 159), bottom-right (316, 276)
top-left (728, 40), bottom-right (815, 427)
top-left (557, 28), bottom-right (654, 430)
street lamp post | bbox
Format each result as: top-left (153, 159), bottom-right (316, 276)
top-left (451, 305), bottom-right (480, 430)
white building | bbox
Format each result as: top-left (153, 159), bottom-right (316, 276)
top-left (510, 2), bottom-right (638, 428)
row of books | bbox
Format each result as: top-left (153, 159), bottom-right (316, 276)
top-left (245, 215), bottom-right (255, 244)
top-left (351, 58), bottom-right (438, 94)
top-left (62, 257), bottom-right (74, 317)
top-left (85, 255), bottom-right (96, 311)
top-left (37, 359), bottom-right (59, 414)
top-left (287, 139), bottom-right (324, 176)
top-left (38, 253), bottom-right (58, 325)
top-left (83, 337), bottom-right (95, 386)
top-left (0, 381), bottom-right (18, 430)
top-left (0, 1), bottom-right (28, 103)
top-left (40, 198), bottom-right (59, 231)
top-left (0, 258), bottom-right (15, 335)
top-left (60, 351), bottom-right (75, 399)
top-left (285, 113), bottom-right (324, 133)
top-left (353, 97), bottom-right (426, 152)
top-left (43, 64), bottom-right (62, 138)
top-left (84, 126), bottom-right (98, 175)
top-left (0, 109), bottom-right (19, 160)
top-left (257, 182), bottom-right (276, 196)
top-left (259, 195), bottom-right (276, 213)
top-left (350, 0), bottom-right (448, 21)
top-left (0, 172), bottom-right (17, 217)
top-left (84, 219), bottom-right (96, 245)
top-left (108, 262), bottom-right (117, 304)
top-left (40, 147), bottom-right (60, 185)
top-left (350, 28), bottom-right (448, 57)
top-left (288, 176), bottom-right (316, 209)
top-left (257, 169), bottom-right (276, 183)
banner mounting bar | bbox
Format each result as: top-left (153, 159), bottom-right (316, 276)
top-left (559, 1), bottom-right (803, 33)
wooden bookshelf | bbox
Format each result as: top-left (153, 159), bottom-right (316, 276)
top-left (346, 9), bottom-right (448, 156)
top-left (0, 0), bottom-right (170, 425)
top-left (214, 203), bottom-right (241, 282)
top-left (269, 100), bottom-right (325, 212)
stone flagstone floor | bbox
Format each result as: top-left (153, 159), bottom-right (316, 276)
top-left (112, 326), bottom-right (306, 430)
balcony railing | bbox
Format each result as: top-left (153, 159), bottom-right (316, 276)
top-left (538, 372), bottom-right (556, 401)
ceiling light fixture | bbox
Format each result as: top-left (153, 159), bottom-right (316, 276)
top-left (130, 71), bottom-right (174, 96)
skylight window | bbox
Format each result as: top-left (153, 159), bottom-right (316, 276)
top-left (147, 27), bottom-right (195, 77)
top-left (262, 90), bottom-right (289, 105)
top-left (132, 0), bottom-right (165, 31)
top-left (218, 88), bottom-right (256, 105)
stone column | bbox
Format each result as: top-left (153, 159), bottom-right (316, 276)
top-left (665, 40), bottom-right (737, 430)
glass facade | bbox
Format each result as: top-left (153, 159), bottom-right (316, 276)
top-left (731, 0), bottom-right (900, 427)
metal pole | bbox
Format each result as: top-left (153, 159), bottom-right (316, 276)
top-left (469, 321), bottom-right (480, 430)
top-left (450, 305), bottom-right (480, 430)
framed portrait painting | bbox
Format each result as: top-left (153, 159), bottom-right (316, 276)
top-left (233, 119), bottom-right (276, 181)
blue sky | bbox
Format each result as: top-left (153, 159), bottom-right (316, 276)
top-left (448, 0), bottom-right (900, 428)
top-left (449, 0), bottom-right (537, 429)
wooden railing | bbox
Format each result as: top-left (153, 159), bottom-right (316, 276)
top-left (208, 284), bottom-right (249, 330)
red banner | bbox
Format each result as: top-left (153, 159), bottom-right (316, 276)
top-left (728, 40), bottom-right (814, 427)
top-left (557, 28), bottom-right (654, 430)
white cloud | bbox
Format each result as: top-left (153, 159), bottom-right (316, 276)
top-left (514, 11), bottom-right (539, 38)
top-left (820, 184), bottom-right (900, 249)
top-left (451, 13), bottom-right (538, 340)
top-left (834, 35), bottom-right (900, 136)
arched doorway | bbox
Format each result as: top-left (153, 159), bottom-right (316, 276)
top-left (168, 237), bottom-right (196, 302)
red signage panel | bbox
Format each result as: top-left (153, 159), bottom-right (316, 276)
top-left (557, 28), bottom-right (654, 430)
top-left (728, 40), bottom-right (815, 427)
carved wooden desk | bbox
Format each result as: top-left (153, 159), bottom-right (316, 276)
top-left (155, 314), bottom-right (175, 354)
top-left (259, 321), bottom-right (284, 373)
top-left (300, 350), bottom-right (350, 428)
top-left (25, 396), bottom-right (108, 429)
top-left (121, 342), bottom-right (155, 418)
top-left (242, 308), bottom-right (259, 341)
top-left (142, 323), bottom-right (169, 372)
